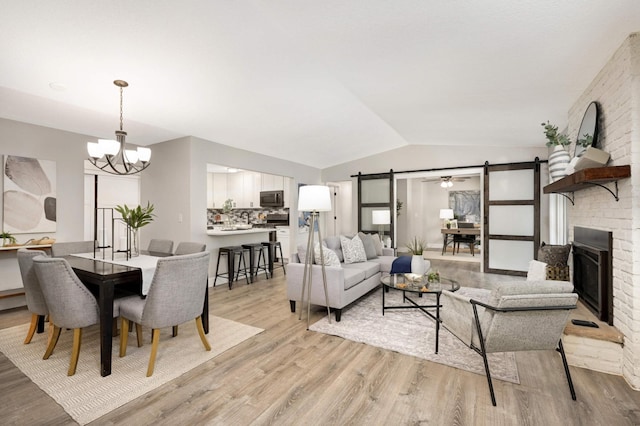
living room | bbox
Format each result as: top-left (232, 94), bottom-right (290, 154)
top-left (1, 2), bottom-right (640, 424)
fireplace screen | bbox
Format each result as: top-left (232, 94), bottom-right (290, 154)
top-left (572, 227), bottom-right (613, 325)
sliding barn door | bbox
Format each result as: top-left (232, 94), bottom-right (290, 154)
top-left (483, 160), bottom-right (540, 276)
top-left (358, 171), bottom-right (394, 246)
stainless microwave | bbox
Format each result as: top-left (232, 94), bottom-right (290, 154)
top-left (260, 190), bottom-right (284, 207)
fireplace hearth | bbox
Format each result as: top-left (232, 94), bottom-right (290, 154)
top-left (572, 227), bottom-right (613, 325)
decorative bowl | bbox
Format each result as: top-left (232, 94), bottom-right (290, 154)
top-left (403, 273), bottom-right (424, 283)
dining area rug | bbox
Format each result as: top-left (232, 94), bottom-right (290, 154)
top-left (0, 315), bottom-right (262, 425)
top-left (309, 287), bottom-right (520, 384)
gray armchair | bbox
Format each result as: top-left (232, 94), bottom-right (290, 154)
top-left (32, 256), bottom-right (100, 376)
top-left (118, 251), bottom-right (211, 377)
top-left (51, 241), bottom-right (95, 257)
top-left (17, 248), bottom-right (49, 344)
top-left (440, 280), bottom-right (578, 406)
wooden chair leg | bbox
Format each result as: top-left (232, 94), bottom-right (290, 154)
top-left (43, 325), bottom-right (61, 359)
top-left (196, 316), bottom-right (211, 351)
top-left (172, 325), bottom-right (179, 337)
top-left (68, 328), bottom-right (82, 376)
top-left (119, 318), bottom-right (130, 357)
top-left (135, 323), bottom-right (143, 347)
top-left (24, 314), bottom-right (39, 344)
top-left (147, 329), bottom-right (160, 377)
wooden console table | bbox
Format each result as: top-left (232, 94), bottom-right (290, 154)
top-left (441, 228), bottom-right (480, 255)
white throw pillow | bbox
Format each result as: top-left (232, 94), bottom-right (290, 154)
top-left (340, 234), bottom-right (367, 264)
top-left (527, 260), bottom-right (548, 281)
top-left (314, 243), bottom-right (341, 267)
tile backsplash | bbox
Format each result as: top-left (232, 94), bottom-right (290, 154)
top-left (207, 208), bottom-right (289, 226)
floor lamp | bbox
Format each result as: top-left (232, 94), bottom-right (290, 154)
top-left (298, 185), bottom-right (332, 329)
top-left (372, 210), bottom-right (391, 247)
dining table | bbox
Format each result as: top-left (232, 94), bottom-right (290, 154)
top-left (64, 253), bottom-right (210, 377)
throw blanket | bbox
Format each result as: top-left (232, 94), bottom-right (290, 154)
top-left (390, 256), bottom-right (412, 274)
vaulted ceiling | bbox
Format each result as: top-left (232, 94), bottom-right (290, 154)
top-left (1, 1), bottom-right (638, 168)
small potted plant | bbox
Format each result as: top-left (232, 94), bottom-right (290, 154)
top-left (115, 201), bottom-right (155, 256)
top-left (0, 232), bottom-right (17, 247)
top-left (406, 237), bottom-right (427, 275)
top-left (222, 199), bottom-right (234, 227)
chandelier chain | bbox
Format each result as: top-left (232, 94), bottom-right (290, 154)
top-left (119, 85), bottom-right (124, 132)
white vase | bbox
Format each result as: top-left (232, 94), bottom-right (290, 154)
top-left (548, 145), bottom-right (571, 182)
top-left (411, 255), bottom-right (426, 275)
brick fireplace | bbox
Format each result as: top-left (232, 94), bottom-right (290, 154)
top-left (565, 33), bottom-right (639, 387)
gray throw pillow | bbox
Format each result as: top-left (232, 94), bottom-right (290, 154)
top-left (297, 244), bottom-right (313, 264)
top-left (324, 235), bottom-right (344, 262)
top-left (314, 243), bottom-right (341, 267)
top-left (538, 242), bottom-right (571, 266)
top-left (370, 233), bottom-right (383, 256)
top-left (358, 232), bottom-right (378, 259)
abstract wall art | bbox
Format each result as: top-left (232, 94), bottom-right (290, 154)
top-left (3, 155), bottom-right (57, 234)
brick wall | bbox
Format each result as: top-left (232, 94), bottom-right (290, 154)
top-left (566, 32), bottom-right (640, 388)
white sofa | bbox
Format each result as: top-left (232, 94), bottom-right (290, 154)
top-left (286, 234), bottom-right (402, 321)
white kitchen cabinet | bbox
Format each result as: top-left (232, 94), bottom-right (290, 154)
top-left (276, 227), bottom-right (290, 260)
top-left (242, 171), bottom-right (261, 208)
top-left (261, 173), bottom-right (284, 191)
top-left (226, 172), bottom-right (243, 208)
top-left (212, 173), bottom-right (227, 208)
top-left (207, 173), bottom-right (214, 208)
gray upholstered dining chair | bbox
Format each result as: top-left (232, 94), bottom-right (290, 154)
top-left (51, 240), bottom-right (95, 257)
top-left (147, 239), bottom-right (174, 255)
top-left (32, 256), bottom-right (100, 376)
top-left (440, 280), bottom-right (578, 406)
top-left (174, 241), bottom-right (206, 256)
top-left (118, 251), bottom-right (211, 377)
top-left (17, 248), bottom-right (49, 345)
top-left (171, 241), bottom-right (207, 336)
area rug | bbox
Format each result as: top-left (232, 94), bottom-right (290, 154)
top-left (309, 287), bottom-right (520, 384)
top-left (0, 315), bottom-right (263, 425)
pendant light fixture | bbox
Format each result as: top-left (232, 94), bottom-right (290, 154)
top-left (87, 80), bottom-right (151, 175)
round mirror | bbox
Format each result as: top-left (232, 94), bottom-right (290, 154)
top-left (574, 101), bottom-right (599, 158)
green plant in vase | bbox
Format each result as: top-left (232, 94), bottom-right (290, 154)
top-left (405, 236), bottom-right (425, 256)
top-left (222, 199), bottom-right (234, 226)
top-left (115, 201), bottom-right (155, 256)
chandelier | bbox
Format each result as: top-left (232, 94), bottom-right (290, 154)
top-left (87, 80), bottom-right (151, 175)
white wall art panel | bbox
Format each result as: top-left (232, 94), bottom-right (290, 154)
top-left (3, 155), bottom-right (56, 234)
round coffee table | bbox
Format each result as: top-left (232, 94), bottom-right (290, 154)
top-left (380, 273), bottom-right (460, 354)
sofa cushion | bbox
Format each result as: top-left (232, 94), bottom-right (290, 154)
top-left (342, 267), bottom-right (367, 291)
top-left (324, 235), bottom-right (344, 262)
top-left (342, 260), bottom-right (380, 279)
top-left (371, 255), bottom-right (396, 273)
top-left (314, 243), bottom-right (341, 267)
top-left (358, 232), bottom-right (378, 259)
top-left (340, 234), bottom-right (367, 264)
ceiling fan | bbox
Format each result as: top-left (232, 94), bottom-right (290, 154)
top-left (421, 176), bottom-right (470, 187)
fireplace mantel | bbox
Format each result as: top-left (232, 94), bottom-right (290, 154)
top-left (543, 165), bottom-right (630, 204)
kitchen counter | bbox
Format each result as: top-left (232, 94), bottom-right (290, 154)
top-left (207, 228), bottom-right (275, 236)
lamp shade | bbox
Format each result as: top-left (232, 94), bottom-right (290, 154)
top-left (372, 210), bottom-right (391, 225)
top-left (439, 209), bottom-right (454, 220)
top-left (298, 185), bottom-right (332, 212)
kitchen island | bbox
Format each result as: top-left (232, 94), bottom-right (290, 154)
top-left (206, 227), bottom-right (276, 285)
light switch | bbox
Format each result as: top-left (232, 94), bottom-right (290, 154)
top-left (178, 213), bottom-right (183, 223)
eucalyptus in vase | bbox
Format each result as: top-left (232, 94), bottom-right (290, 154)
top-left (115, 202), bottom-right (155, 256)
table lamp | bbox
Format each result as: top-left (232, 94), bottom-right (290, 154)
top-left (372, 210), bottom-right (391, 243)
top-left (298, 185), bottom-right (332, 328)
top-left (440, 208), bottom-right (454, 228)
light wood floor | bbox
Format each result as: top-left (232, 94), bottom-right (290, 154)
top-left (2, 262), bottom-right (640, 425)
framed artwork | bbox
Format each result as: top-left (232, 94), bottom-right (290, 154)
top-left (449, 190), bottom-right (481, 222)
top-left (449, 219), bottom-right (458, 229)
top-left (3, 155), bottom-right (57, 234)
